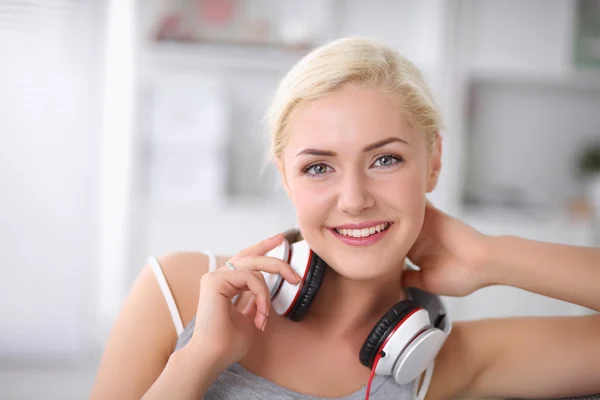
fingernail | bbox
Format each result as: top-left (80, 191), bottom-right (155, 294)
top-left (259, 304), bottom-right (269, 317)
top-left (295, 273), bottom-right (302, 283)
top-left (261, 318), bottom-right (267, 331)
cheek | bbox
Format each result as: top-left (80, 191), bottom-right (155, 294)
top-left (379, 164), bottom-right (428, 208)
top-left (400, 172), bottom-right (428, 232)
top-left (379, 166), bottom-right (428, 245)
top-left (287, 178), bottom-right (334, 223)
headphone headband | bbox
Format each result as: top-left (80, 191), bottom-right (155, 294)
top-left (406, 287), bottom-right (452, 336)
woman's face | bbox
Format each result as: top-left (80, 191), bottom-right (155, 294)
top-left (279, 84), bottom-right (440, 281)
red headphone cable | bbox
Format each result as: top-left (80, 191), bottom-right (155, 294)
top-left (365, 350), bottom-right (384, 400)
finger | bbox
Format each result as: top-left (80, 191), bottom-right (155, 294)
top-left (241, 295), bottom-right (256, 316)
top-left (237, 293), bottom-right (264, 331)
top-left (249, 274), bottom-right (270, 331)
top-left (239, 273), bottom-right (270, 331)
top-left (235, 233), bottom-right (285, 258)
top-left (229, 288), bottom-right (265, 331)
top-left (214, 270), bottom-right (271, 316)
top-left (223, 255), bottom-right (301, 285)
top-left (254, 303), bottom-right (267, 331)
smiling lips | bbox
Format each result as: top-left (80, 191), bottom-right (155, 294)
top-left (330, 221), bottom-right (392, 246)
top-left (334, 222), bottom-right (390, 238)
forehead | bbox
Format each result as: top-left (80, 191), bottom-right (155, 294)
top-left (283, 85), bottom-right (416, 155)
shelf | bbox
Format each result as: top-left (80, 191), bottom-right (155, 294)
top-left (467, 66), bottom-right (600, 90)
top-left (142, 40), bottom-right (442, 79)
top-left (142, 41), bottom-right (311, 74)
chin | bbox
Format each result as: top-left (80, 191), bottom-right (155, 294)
top-left (323, 252), bottom-right (398, 280)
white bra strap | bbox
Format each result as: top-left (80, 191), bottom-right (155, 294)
top-left (148, 256), bottom-right (184, 337)
top-left (205, 251), bottom-right (217, 272)
top-left (205, 251), bottom-right (237, 303)
top-left (416, 361), bottom-right (434, 400)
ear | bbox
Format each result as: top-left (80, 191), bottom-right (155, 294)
top-left (426, 134), bottom-right (442, 193)
top-left (276, 161), bottom-right (292, 199)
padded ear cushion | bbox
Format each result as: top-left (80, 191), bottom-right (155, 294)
top-left (359, 300), bottom-right (419, 368)
top-left (287, 252), bottom-right (327, 321)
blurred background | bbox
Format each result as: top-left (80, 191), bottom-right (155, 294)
top-left (0, 0), bottom-right (598, 398)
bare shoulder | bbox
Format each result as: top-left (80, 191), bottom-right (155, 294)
top-left (153, 251), bottom-right (227, 328)
top-left (90, 251), bottom-right (225, 400)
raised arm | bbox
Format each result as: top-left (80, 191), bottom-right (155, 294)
top-left (487, 235), bottom-right (600, 311)
top-left (405, 202), bottom-right (600, 399)
top-left (405, 201), bottom-right (600, 310)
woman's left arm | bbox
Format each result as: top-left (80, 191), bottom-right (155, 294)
top-left (427, 314), bottom-right (600, 399)
top-left (405, 202), bottom-right (600, 310)
top-left (487, 235), bottom-right (600, 312)
top-left (406, 203), bottom-right (600, 398)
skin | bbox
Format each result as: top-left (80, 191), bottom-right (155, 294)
top-left (90, 83), bottom-right (600, 400)
top-left (276, 84), bottom-right (441, 338)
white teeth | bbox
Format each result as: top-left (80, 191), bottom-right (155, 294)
top-left (335, 223), bottom-right (390, 238)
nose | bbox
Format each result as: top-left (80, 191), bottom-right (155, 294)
top-left (337, 171), bottom-right (375, 215)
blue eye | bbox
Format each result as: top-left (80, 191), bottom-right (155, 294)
top-left (372, 154), bottom-right (403, 168)
top-left (302, 163), bottom-right (332, 176)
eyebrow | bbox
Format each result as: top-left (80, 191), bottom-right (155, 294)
top-left (295, 137), bottom-right (409, 158)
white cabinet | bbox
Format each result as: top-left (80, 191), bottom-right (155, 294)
top-left (463, 0), bottom-right (576, 74)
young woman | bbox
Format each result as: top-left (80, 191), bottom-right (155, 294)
top-left (91, 37), bottom-right (600, 399)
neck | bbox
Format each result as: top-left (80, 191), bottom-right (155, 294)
top-left (303, 261), bottom-right (407, 342)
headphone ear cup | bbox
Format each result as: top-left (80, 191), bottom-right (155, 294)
top-left (287, 252), bottom-right (327, 321)
top-left (359, 300), bottom-right (419, 369)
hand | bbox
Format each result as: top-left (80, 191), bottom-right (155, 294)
top-left (404, 201), bottom-right (493, 297)
top-left (189, 234), bottom-right (301, 368)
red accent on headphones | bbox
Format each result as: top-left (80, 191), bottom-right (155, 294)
top-left (282, 249), bottom-right (311, 317)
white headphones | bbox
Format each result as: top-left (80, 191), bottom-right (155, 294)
top-left (257, 235), bottom-right (452, 385)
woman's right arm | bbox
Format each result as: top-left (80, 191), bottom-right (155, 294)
top-left (90, 252), bottom-right (213, 400)
top-left (141, 335), bottom-right (228, 399)
top-left (91, 234), bottom-right (299, 399)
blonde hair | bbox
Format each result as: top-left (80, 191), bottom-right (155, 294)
top-left (266, 37), bottom-right (442, 163)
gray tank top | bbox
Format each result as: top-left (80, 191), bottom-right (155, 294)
top-left (175, 316), bottom-right (419, 399)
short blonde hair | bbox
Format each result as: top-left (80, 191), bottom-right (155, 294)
top-left (266, 37), bottom-right (442, 162)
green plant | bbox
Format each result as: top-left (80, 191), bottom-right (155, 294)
top-left (577, 141), bottom-right (600, 178)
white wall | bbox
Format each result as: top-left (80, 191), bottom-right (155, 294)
top-left (0, 2), bottom-right (102, 357)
